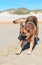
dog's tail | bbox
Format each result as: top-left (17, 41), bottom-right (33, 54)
top-left (13, 18), bottom-right (26, 24)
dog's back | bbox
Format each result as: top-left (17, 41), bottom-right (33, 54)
top-left (25, 16), bottom-right (37, 27)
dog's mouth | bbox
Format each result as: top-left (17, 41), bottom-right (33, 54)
top-left (18, 34), bottom-right (26, 40)
top-left (18, 34), bottom-right (27, 44)
top-left (19, 40), bottom-right (23, 44)
top-left (18, 33), bottom-right (33, 44)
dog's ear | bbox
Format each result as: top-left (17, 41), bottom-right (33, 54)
top-left (20, 22), bottom-right (24, 28)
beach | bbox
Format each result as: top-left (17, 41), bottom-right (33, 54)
top-left (0, 13), bottom-right (42, 65)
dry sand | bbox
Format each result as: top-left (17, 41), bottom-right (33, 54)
top-left (0, 14), bottom-right (42, 65)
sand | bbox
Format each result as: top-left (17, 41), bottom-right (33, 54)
top-left (0, 13), bottom-right (42, 65)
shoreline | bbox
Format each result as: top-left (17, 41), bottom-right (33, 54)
top-left (0, 21), bottom-right (42, 24)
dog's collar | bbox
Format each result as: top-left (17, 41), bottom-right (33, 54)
top-left (25, 21), bottom-right (36, 28)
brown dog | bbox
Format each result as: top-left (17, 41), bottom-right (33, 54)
top-left (13, 16), bottom-right (38, 55)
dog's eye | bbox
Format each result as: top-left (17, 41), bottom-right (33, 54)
top-left (27, 30), bottom-right (30, 32)
top-left (20, 31), bottom-right (21, 33)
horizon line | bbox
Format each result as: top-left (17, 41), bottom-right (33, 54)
top-left (0, 7), bottom-right (42, 11)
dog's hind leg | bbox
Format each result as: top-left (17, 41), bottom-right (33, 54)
top-left (35, 26), bottom-right (39, 41)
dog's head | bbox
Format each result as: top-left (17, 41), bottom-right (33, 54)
top-left (18, 22), bottom-right (36, 44)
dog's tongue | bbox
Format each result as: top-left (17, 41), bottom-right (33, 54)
top-left (19, 40), bottom-right (23, 44)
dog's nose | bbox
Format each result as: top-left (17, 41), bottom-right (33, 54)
top-left (18, 34), bottom-right (26, 40)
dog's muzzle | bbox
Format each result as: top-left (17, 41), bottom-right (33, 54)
top-left (18, 34), bottom-right (27, 41)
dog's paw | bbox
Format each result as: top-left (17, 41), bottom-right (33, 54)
top-left (27, 49), bottom-right (32, 55)
top-left (27, 51), bottom-right (31, 55)
top-left (15, 52), bottom-right (21, 55)
top-left (15, 48), bottom-right (22, 55)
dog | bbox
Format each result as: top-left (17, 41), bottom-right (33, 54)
top-left (13, 16), bottom-right (39, 55)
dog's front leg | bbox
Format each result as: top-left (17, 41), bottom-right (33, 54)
top-left (15, 40), bottom-right (25, 55)
top-left (27, 36), bottom-right (34, 55)
top-left (15, 43), bottom-right (22, 55)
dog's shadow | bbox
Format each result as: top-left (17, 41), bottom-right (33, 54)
top-left (22, 37), bottom-right (39, 52)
